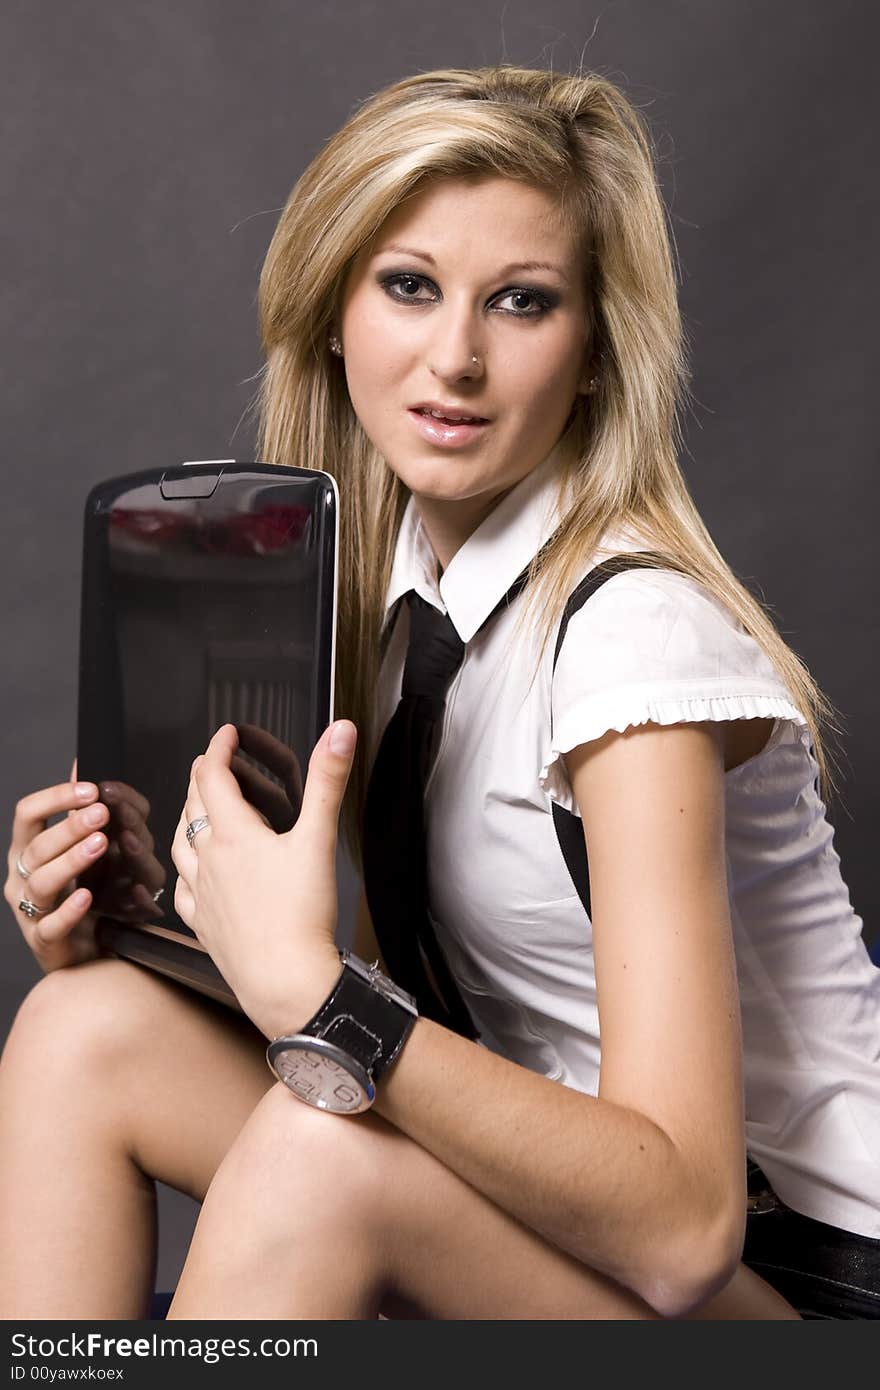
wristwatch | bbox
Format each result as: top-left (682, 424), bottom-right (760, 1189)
top-left (265, 951), bottom-right (419, 1114)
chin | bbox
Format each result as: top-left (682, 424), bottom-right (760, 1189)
top-left (386, 451), bottom-right (496, 494)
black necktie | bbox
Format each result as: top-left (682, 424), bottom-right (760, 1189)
top-left (362, 567), bottom-right (538, 1039)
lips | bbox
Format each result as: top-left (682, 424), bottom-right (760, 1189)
top-left (419, 409), bottom-right (483, 424)
top-left (407, 408), bottom-right (491, 449)
top-left (410, 403), bottom-right (491, 424)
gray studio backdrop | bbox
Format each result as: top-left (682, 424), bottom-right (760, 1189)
top-left (2, 0), bottom-right (877, 1296)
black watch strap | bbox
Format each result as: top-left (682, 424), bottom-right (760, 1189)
top-left (301, 957), bottom-right (418, 1084)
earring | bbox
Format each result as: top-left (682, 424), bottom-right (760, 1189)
top-left (329, 335), bottom-right (343, 356)
top-left (589, 376), bottom-right (599, 393)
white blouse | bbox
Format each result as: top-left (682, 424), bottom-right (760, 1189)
top-left (372, 442), bottom-right (880, 1238)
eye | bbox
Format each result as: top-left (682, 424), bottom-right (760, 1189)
top-left (380, 273), bottom-right (437, 304)
top-left (379, 272), bottom-right (555, 319)
top-left (491, 288), bottom-right (554, 318)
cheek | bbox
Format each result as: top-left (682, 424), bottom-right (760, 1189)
top-left (506, 342), bottom-right (583, 422)
top-left (344, 353), bottom-right (399, 439)
top-left (341, 303), bottom-right (410, 406)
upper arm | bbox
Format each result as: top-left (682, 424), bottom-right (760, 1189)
top-left (564, 719), bottom-right (746, 1230)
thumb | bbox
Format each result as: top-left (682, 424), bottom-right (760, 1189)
top-left (295, 720), bottom-right (357, 839)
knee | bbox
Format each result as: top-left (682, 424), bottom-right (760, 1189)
top-left (207, 1082), bottom-right (393, 1241)
top-left (2, 957), bottom-right (178, 1085)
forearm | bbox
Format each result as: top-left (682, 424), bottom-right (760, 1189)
top-left (260, 946), bottom-right (737, 1317)
top-left (372, 1016), bottom-right (732, 1316)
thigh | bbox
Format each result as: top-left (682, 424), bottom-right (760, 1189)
top-left (3, 955), bottom-right (275, 1202)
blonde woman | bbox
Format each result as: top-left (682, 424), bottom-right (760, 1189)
top-left (3, 66), bottom-right (879, 1322)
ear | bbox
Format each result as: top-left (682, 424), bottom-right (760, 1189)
top-left (576, 356), bottom-right (598, 396)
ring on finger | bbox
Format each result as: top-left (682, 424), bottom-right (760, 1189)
top-left (19, 897), bottom-right (49, 920)
top-left (15, 853), bottom-right (32, 880)
top-left (186, 816), bottom-right (211, 848)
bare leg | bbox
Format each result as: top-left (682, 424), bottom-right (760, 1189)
top-left (0, 957), bottom-right (799, 1321)
top-left (170, 1085), bottom-right (800, 1320)
top-left (0, 957), bottom-right (274, 1319)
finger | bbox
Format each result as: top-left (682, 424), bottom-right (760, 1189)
top-left (293, 720), bottom-right (357, 844)
top-left (28, 885), bottom-right (94, 952)
top-left (8, 829), bottom-right (109, 919)
top-left (170, 807), bottom-right (198, 884)
top-left (284, 755), bottom-right (305, 824)
top-left (11, 800), bottom-right (109, 882)
top-left (183, 760), bottom-right (209, 831)
top-left (12, 780), bottom-right (100, 853)
top-left (195, 726), bottom-right (271, 835)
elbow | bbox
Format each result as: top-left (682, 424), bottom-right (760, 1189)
top-left (639, 1203), bottom-right (746, 1321)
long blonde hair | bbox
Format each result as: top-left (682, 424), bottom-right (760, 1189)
top-left (253, 65), bottom-right (841, 872)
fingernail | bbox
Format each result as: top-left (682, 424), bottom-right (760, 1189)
top-left (75, 782), bottom-right (95, 799)
top-left (328, 721), bottom-right (356, 755)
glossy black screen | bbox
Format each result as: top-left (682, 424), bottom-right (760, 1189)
top-left (75, 462), bottom-right (337, 943)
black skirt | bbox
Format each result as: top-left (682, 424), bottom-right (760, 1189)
top-left (742, 1159), bottom-right (880, 1319)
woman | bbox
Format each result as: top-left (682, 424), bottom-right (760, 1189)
top-left (2, 66), bottom-right (878, 1321)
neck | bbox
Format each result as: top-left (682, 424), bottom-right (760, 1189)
top-left (414, 485), bottom-right (515, 575)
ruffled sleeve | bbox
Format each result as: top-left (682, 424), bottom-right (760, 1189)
top-left (539, 568), bottom-right (812, 813)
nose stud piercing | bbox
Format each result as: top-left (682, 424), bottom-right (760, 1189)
top-left (326, 342), bottom-right (599, 389)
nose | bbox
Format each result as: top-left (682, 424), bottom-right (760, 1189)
top-left (425, 302), bottom-right (485, 383)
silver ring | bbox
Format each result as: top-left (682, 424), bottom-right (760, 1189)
top-left (19, 898), bottom-right (48, 920)
top-left (15, 853), bottom-right (32, 880)
top-left (186, 816), bottom-right (211, 847)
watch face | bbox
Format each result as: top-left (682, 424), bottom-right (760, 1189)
top-left (270, 1038), bottom-right (374, 1114)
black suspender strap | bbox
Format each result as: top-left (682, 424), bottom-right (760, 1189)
top-left (371, 545), bottom-right (673, 1013)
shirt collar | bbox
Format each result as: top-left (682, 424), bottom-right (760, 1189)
top-left (384, 439), bottom-right (570, 644)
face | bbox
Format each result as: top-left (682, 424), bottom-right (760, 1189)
top-left (337, 175), bottom-right (594, 566)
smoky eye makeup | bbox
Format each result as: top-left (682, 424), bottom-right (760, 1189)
top-left (374, 269), bottom-right (560, 316)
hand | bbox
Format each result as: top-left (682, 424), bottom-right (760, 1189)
top-left (4, 759), bottom-right (110, 973)
top-left (171, 721), bottom-right (357, 1039)
top-left (4, 760), bottom-right (167, 973)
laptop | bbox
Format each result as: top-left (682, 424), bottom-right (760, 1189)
top-left (75, 460), bottom-right (338, 1011)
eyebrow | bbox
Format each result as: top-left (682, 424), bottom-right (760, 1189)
top-left (374, 243), bottom-right (570, 284)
